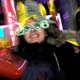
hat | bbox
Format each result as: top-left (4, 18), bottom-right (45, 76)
top-left (38, 3), bottom-right (47, 18)
top-left (16, 2), bottom-right (50, 35)
top-left (64, 30), bottom-right (80, 46)
top-left (16, 2), bottom-right (38, 29)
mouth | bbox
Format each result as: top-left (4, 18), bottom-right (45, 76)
top-left (31, 34), bottom-right (39, 37)
top-left (30, 33), bottom-right (40, 38)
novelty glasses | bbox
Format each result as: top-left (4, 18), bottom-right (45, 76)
top-left (18, 20), bottom-right (49, 36)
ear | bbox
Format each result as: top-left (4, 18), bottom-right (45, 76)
top-left (38, 3), bottom-right (47, 18)
top-left (47, 0), bottom-right (56, 15)
top-left (16, 1), bottom-right (28, 19)
top-left (16, 1), bottom-right (28, 27)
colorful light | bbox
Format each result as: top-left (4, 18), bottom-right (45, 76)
top-left (1, 0), bottom-right (18, 46)
top-left (56, 13), bottom-right (63, 31)
top-left (0, 29), bottom-right (4, 38)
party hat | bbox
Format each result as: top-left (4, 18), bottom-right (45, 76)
top-left (38, 3), bottom-right (47, 18)
top-left (16, 1), bottom-right (37, 29)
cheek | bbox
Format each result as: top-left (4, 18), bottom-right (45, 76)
top-left (38, 30), bottom-right (46, 39)
top-left (24, 33), bottom-right (30, 42)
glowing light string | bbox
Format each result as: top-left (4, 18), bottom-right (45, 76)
top-left (1, 0), bottom-right (18, 46)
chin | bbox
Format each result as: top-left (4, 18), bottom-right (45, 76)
top-left (27, 40), bottom-right (38, 44)
top-left (28, 40), bottom-right (43, 44)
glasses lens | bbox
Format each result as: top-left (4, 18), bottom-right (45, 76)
top-left (24, 26), bottom-right (32, 33)
top-left (40, 20), bottom-right (49, 29)
top-left (34, 23), bottom-right (41, 30)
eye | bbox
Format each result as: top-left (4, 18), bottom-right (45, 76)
top-left (34, 23), bottom-right (41, 30)
top-left (40, 20), bottom-right (49, 29)
top-left (24, 26), bottom-right (32, 33)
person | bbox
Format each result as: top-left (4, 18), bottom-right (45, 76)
top-left (12, 2), bottom-right (66, 80)
top-left (57, 30), bottom-right (80, 80)
top-left (12, 15), bottom-right (66, 80)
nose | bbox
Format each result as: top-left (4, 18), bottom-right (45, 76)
top-left (31, 28), bottom-right (37, 32)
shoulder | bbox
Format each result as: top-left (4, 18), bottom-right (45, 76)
top-left (46, 41), bottom-right (58, 50)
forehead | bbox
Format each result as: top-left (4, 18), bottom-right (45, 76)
top-left (26, 19), bottom-right (37, 27)
top-left (27, 19), bottom-right (36, 24)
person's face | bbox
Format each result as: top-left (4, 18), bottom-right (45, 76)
top-left (23, 19), bottom-right (47, 44)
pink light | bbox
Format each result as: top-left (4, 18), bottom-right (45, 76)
top-left (1, 0), bottom-right (18, 46)
top-left (0, 22), bottom-right (19, 46)
top-left (56, 13), bottom-right (63, 31)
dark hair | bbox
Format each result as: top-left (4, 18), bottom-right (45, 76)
top-left (18, 35), bottom-right (27, 47)
top-left (46, 23), bottom-right (60, 38)
top-left (46, 23), bottom-right (66, 46)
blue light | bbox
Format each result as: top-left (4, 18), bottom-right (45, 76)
top-left (0, 29), bottom-right (4, 38)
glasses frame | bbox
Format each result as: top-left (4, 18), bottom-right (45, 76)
top-left (18, 20), bottom-right (49, 35)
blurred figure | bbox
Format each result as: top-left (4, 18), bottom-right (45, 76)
top-left (57, 30), bottom-right (80, 80)
top-left (13, 17), bottom-right (65, 80)
top-left (13, 2), bottom-right (66, 80)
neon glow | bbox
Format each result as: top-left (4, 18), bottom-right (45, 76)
top-left (56, 13), bottom-right (63, 31)
top-left (1, 0), bottom-right (18, 46)
top-left (0, 29), bottom-right (4, 38)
